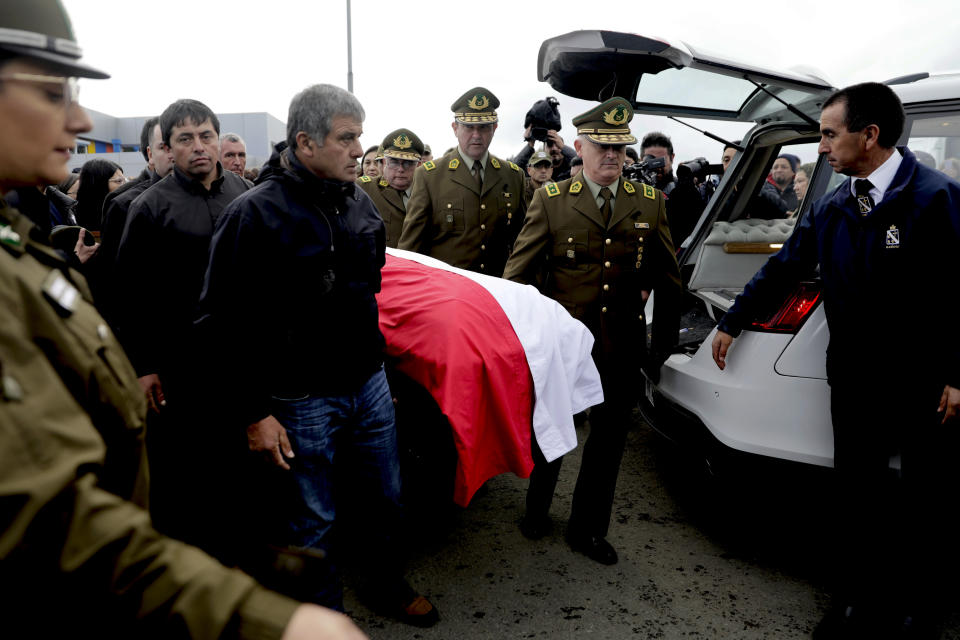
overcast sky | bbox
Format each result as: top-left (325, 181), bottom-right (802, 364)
top-left (63, 0), bottom-right (959, 166)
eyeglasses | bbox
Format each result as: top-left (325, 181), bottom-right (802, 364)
top-left (385, 158), bottom-right (417, 170)
top-left (0, 72), bottom-right (80, 109)
top-left (109, 177), bottom-right (125, 185)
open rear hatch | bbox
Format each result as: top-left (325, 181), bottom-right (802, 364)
top-left (538, 30), bottom-right (834, 124)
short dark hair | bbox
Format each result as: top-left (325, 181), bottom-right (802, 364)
top-left (139, 117), bottom-right (159, 161)
top-left (640, 131), bottom-right (673, 156)
top-left (724, 140), bottom-right (741, 153)
top-left (160, 99), bottom-right (220, 146)
top-left (625, 146), bottom-right (639, 161)
top-left (363, 145), bottom-right (379, 161)
top-left (570, 156), bottom-right (583, 167)
top-left (822, 82), bottom-right (905, 148)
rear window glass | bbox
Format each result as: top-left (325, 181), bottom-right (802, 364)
top-left (906, 113), bottom-right (960, 179)
top-left (635, 67), bottom-right (757, 114)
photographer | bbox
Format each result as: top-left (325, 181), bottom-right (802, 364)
top-left (639, 132), bottom-right (713, 248)
top-left (515, 97), bottom-right (577, 181)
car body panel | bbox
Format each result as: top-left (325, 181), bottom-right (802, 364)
top-left (774, 305), bottom-right (829, 379)
top-left (654, 328), bottom-right (834, 466)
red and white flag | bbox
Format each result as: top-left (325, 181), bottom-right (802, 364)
top-left (377, 249), bottom-right (603, 506)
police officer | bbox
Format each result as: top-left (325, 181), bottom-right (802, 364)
top-left (0, 1), bottom-right (364, 638)
top-left (358, 128), bottom-right (424, 248)
top-left (524, 149), bottom-right (554, 204)
top-left (398, 87), bottom-right (527, 275)
top-left (504, 97), bottom-right (681, 565)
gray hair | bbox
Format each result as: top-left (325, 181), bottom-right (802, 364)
top-left (286, 84), bottom-right (364, 150)
top-left (220, 132), bottom-right (245, 146)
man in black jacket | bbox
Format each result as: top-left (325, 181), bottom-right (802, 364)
top-left (97, 116), bottom-right (173, 326)
top-left (197, 84), bottom-right (437, 626)
top-left (113, 99), bottom-right (249, 548)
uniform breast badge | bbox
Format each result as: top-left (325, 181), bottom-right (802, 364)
top-left (885, 225), bottom-right (900, 248)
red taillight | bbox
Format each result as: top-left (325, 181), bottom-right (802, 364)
top-left (748, 281), bottom-right (821, 333)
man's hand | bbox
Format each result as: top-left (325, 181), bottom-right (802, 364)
top-left (138, 373), bottom-right (166, 413)
top-left (641, 290), bottom-right (650, 303)
top-left (73, 229), bottom-right (99, 264)
top-left (523, 125), bottom-right (535, 148)
top-left (711, 331), bottom-right (734, 370)
top-left (938, 385), bottom-right (960, 424)
top-left (248, 415), bottom-right (295, 470)
top-left (280, 604), bottom-right (368, 640)
top-left (545, 129), bottom-right (564, 150)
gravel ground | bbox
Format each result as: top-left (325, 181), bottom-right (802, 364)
top-left (343, 413), bottom-right (960, 639)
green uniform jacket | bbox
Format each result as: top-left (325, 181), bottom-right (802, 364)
top-left (0, 200), bottom-right (297, 639)
top-left (358, 175), bottom-right (406, 248)
top-left (503, 177), bottom-right (682, 374)
top-left (398, 150), bottom-right (527, 276)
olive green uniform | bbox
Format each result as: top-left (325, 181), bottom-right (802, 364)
top-left (0, 200), bottom-right (298, 639)
top-left (398, 150), bottom-right (527, 275)
top-left (505, 176), bottom-right (681, 361)
top-left (503, 175), bottom-right (681, 538)
top-left (358, 175), bottom-right (407, 248)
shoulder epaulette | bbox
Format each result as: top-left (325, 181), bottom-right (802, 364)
top-left (358, 175), bottom-right (372, 183)
top-left (448, 158), bottom-right (460, 170)
top-left (569, 181), bottom-right (583, 194)
top-left (545, 182), bottom-right (561, 198)
top-left (490, 157), bottom-right (501, 170)
top-left (641, 183), bottom-right (657, 200)
top-left (423, 160), bottom-right (436, 171)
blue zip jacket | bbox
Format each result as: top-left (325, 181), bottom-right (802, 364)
top-left (719, 147), bottom-right (960, 388)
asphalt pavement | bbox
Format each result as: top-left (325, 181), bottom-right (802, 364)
top-left (344, 412), bottom-right (960, 639)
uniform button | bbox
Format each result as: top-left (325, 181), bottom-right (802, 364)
top-left (507, 202), bottom-right (512, 207)
top-left (604, 261), bottom-right (611, 268)
top-left (97, 324), bottom-right (109, 340)
top-left (447, 203), bottom-right (452, 208)
top-left (638, 314), bottom-right (644, 321)
top-left (481, 224), bottom-right (486, 230)
top-left (605, 238), bottom-right (611, 245)
top-left (601, 306), bottom-right (608, 313)
top-left (603, 284), bottom-right (609, 291)
top-left (639, 237), bottom-right (644, 243)
top-left (567, 236), bottom-right (574, 243)
top-left (481, 244), bottom-right (486, 250)
top-left (508, 213), bottom-right (513, 219)
top-left (480, 263), bottom-right (485, 269)
top-left (481, 204), bottom-right (486, 210)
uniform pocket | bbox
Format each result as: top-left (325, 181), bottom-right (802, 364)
top-left (439, 197), bottom-right (465, 234)
top-left (552, 228), bottom-right (590, 270)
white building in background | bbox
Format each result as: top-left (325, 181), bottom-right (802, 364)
top-left (67, 108), bottom-right (287, 177)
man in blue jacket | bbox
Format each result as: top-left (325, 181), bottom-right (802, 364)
top-left (196, 84), bottom-right (437, 626)
top-left (712, 82), bottom-right (960, 638)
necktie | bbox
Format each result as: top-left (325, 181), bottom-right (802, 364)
top-left (472, 160), bottom-right (483, 190)
top-left (599, 186), bottom-right (613, 227)
top-left (855, 178), bottom-right (875, 215)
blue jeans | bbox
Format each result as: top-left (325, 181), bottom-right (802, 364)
top-left (271, 366), bottom-right (402, 609)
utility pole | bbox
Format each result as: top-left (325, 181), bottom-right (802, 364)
top-left (346, 0), bottom-right (354, 92)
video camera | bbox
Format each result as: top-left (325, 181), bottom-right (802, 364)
top-left (524, 97), bottom-right (562, 142)
top-left (623, 156), bottom-right (666, 186)
top-left (676, 157), bottom-right (724, 183)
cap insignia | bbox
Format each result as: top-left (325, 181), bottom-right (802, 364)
top-left (393, 134), bottom-right (412, 149)
top-left (602, 105), bottom-right (629, 126)
top-left (468, 94), bottom-right (490, 110)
